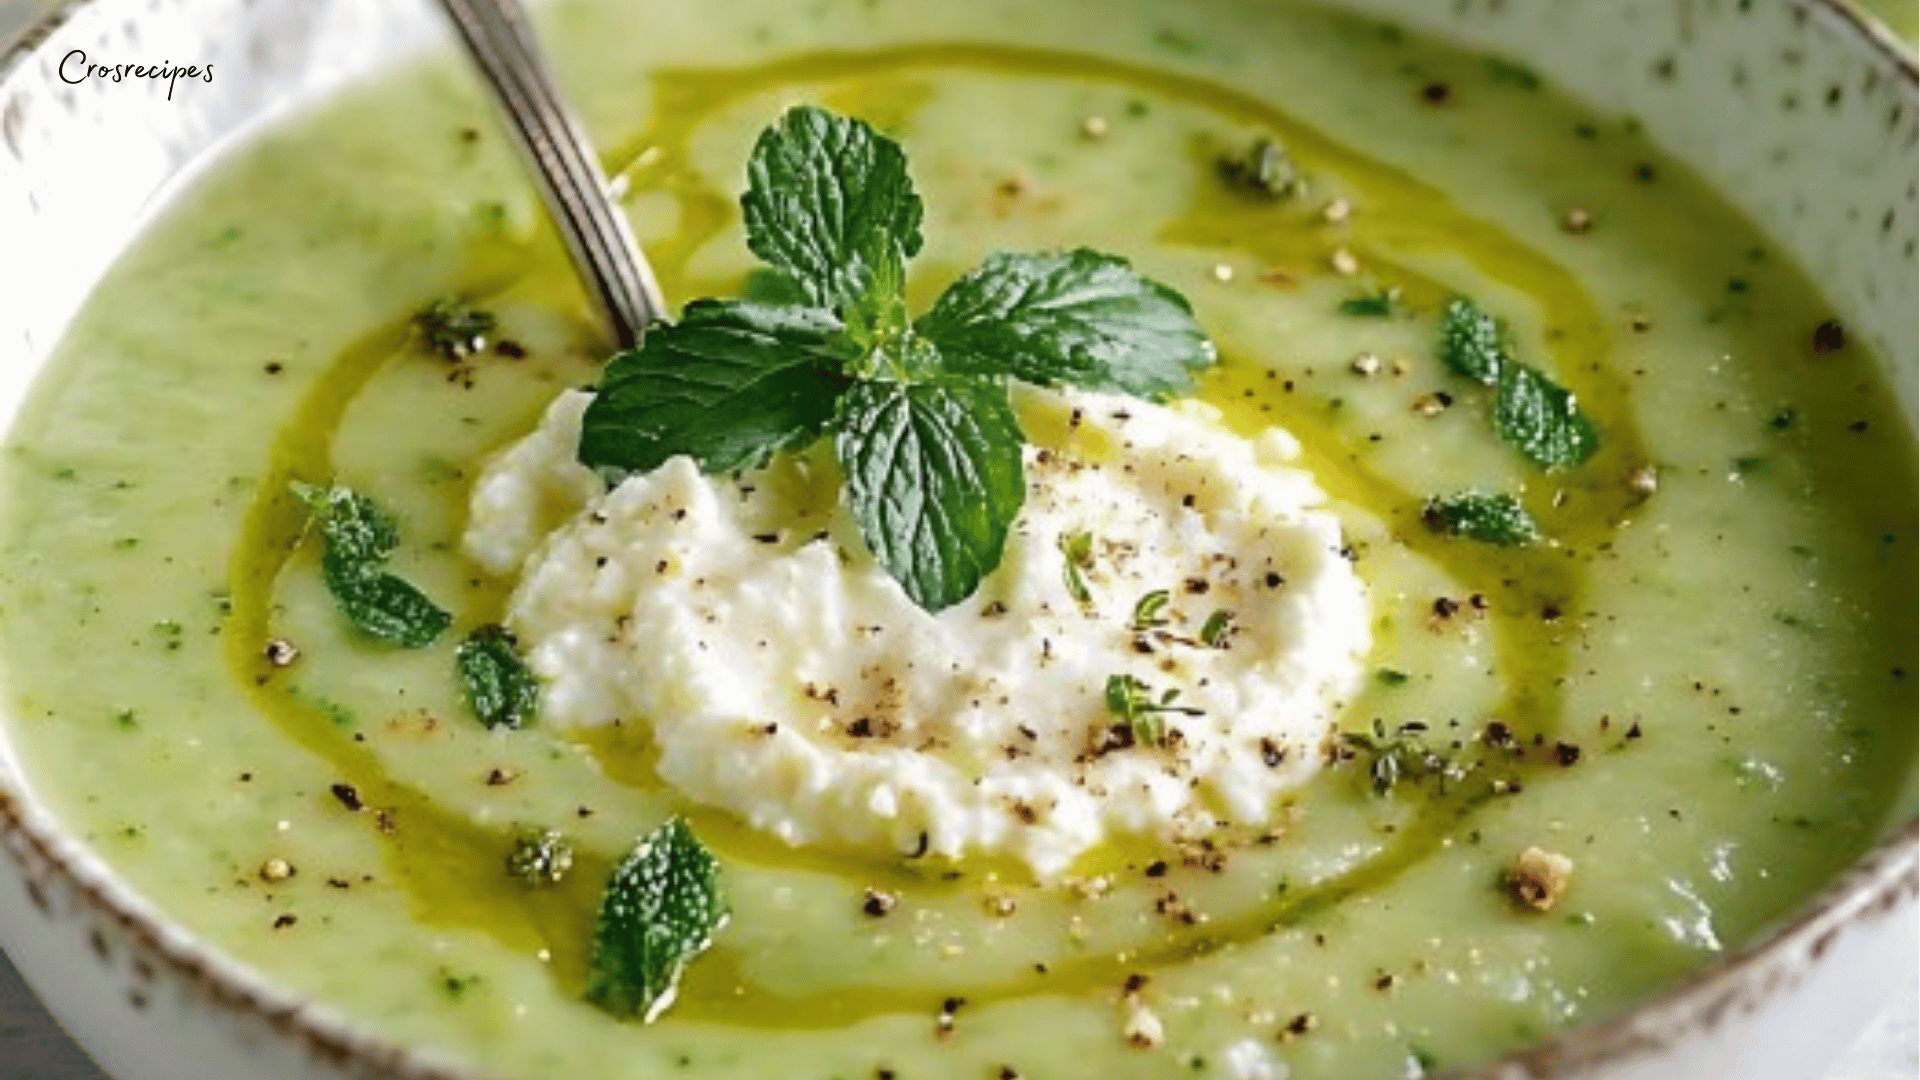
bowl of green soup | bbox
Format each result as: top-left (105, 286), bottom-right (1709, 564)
top-left (0, 0), bottom-right (1912, 1078)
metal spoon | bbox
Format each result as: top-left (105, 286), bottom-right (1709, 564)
top-left (432, 0), bottom-right (668, 347)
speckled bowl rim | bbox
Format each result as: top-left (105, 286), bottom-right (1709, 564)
top-left (0, 2), bottom-right (1913, 1079)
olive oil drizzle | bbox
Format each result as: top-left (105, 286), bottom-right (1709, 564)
top-left (224, 43), bottom-right (1649, 1027)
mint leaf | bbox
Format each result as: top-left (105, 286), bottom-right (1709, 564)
top-left (741, 105), bottom-right (924, 310)
top-left (578, 300), bottom-right (851, 477)
top-left (1494, 365), bottom-right (1599, 471)
top-left (1436, 298), bottom-right (1599, 471)
top-left (293, 482), bottom-right (449, 647)
top-left (457, 624), bottom-right (539, 730)
top-left (916, 249), bottom-right (1213, 400)
top-left (586, 817), bottom-right (727, 1023)
top-left (738, 267), bottom-right (810, 306)
top-left (292, 481), bottom-right (398, 566)
top-left (323, 572), bottom-right (451, 648)
top-left (1421, 492), bottom-right (1540, 546)
top-left (836, 377), bottom-right (1026, 611)
top-left (1438, 298), bottom-right (1505, 385)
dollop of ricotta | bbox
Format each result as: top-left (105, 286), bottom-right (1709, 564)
top-left (466, 385), bottom-right (1369, 878)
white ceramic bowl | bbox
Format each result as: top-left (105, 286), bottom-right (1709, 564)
top-left (0, 1), bottom-right (1913, 1078)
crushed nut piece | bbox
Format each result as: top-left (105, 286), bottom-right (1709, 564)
top-left (1629, 465), bottom-right (1659, 496)
top-left (1350, 352), bottom-right (1381, 377)
top-left (1506, 846), bottom-right (1574, 911)
top-left (263, 639), bottom-right (300, 668)
top-left (258, 858), bottom-right (295, 884)
top-left (1562, 207), bottom-right (1593, 234)
top-left (1123, 997), bottom-right (1164, 1048)
top-left (1081, 115), bottom-right (1111, 140)
top-left (1329, 247), bottom-right (1359, 275)
top-left (1321, 197), bottom-right (1352, 223)
top-left (1211, 262), bottom-right (1235, 283)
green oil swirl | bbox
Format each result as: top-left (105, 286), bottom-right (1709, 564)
top-left (224, 43), bottom-right (1649, 1027)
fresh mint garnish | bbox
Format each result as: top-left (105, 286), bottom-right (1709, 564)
top-left (1421, 492), bottom-right (1540, 546)
top-left (1434, 297), bottom-right (1598, 471)
top-left (577, 105), bottom-right (1215, 611)
top-left (1129, 589), bottom-right (1172, 631)
top-left (1104, 673), bottom-right (1202, 748)
top-left (1494, 365), bottom-right (1598, 472)
top-left (456, 624), bottom-right (539, 730)
top-left (739, 106), bottom-right (924, 310)
top-left (578, 301), bottom-right (850, 478)
top-left (586, 817), bottom-right (727, 1023)
top-left (1437, 298), bottom-right (1504, 385)
top-left (836, 378), bottom-right (1027, 612)
top-left (1058, 530), bottom-right (1096, 609)
top-left (291, 481), bottom-right (450, 647)
top-left (1199, 609), bottom-right (1235, 648)
top-left (915, 250), bottom-right (1213, 400)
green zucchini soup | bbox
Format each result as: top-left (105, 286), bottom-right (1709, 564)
top-left (0, 0), bottom-right (1913, 1077)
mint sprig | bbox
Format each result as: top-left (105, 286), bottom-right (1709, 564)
top-left (578, 105), bottom-right (1215, 610)
top-left (836, 378), bottom-right (1027, 611)
top-left (916, 249), bottom-right (1213, 399)
top-left (577, 301), bottom-right (850, 478)
top-left (1436, 298), bottom-right (1597, 471)
top-left (291, 481), bottom-right (450, 647)
top-left (456, 624), bottom-right (539, 730)
top-left (740, 106), bottom-right (924, 310)
top-left (586, 817), bottom-right (727, 1023)
top-left (1421, 492), bottom-right (1539, 546)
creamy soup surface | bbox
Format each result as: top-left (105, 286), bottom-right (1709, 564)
top-left (0, 1), bottom-right (1914, 1078)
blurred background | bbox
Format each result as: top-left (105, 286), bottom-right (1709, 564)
top-left (0, 0), bottom-right (1912, 1077)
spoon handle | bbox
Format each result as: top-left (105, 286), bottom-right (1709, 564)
top-left (432, 0), bottom-right (668, 347)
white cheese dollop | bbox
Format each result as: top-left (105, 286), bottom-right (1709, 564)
top-left (466, 385), bottom-right (1369, 878)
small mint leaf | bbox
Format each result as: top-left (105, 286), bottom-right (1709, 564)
top-left (321, 569), bottom-right (451, 648)
top-left (1421, 492), bottom-right (1540, 546)
top-left (835, 376), bottom-right (1026, 611)
top-left (586, 818), bottom-right (727, 1023)
top-left (1494, 365), bottom-right (1599, 471)
top-left (296, 483), bottom-right (399, 566)
top-left (456, 624), bottom-right (539, 730)
top-left (295, 482), bottom-right (448, 647)
top-left (738, 267), bottom-right (810, 306)
top-left (578, 299), bottom-right (851, 477)
top-left (1438, 298), bottom-right (1505, 385)
top-left (741, 105), bottom-right (924, 310)
top-left (916, 249), bottom-right (1214, 400)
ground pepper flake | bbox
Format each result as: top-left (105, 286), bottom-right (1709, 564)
top-left (1812, 319), bottom-right (1846, 354)
top-left (328, 783), bottom-right (363, 812)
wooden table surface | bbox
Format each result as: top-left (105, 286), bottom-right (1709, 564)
top-left (0, 0), bottom-right (1913, 1075)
